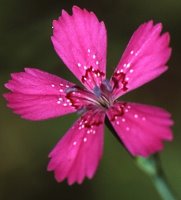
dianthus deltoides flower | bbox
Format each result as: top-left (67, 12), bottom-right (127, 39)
top-left (4, 6), bottom-right (173, 185)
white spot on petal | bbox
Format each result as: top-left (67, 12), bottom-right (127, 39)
top-left (92, 54), bottom-right (96, 59)
top-left (57, 101), bottom-right (61, 104)
top-left (126, 127), bottom-right (130, 131)
top-left (51, 84), bottom-right (55, 88)
top-left (134, 114), bottom-right (138, 118)
top-left (96, 61), bottom-right (99, 65)
top-left (127, 63), bottom-right (131, 68)
top-left (130, 50), bottom-right (134, 55)
top-left (116, 121), bottom-right (120, 125)
top-left (83, 137), bottom-right (87, 142)
top-left (73, 141), bottom-right (77, 146)
top-left (59, 89), bottom-right (63, 92)
top-left (87, 49), bottom-right (91, 53)
top-left (122, 118), bottom-right (126, 122)
top-left (130, 69), bottom-right (134, 73)
top-left (84, 65), bottom-right (87, 70)
top-left (77, 63), bottom-right (81, 67)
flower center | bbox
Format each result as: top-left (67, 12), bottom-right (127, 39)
top-left (66, 80), bottom-right (113, 112)
top-left (93, 79), bottom-right (113, 108)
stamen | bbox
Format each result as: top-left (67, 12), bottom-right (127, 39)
top-left (93, 86), bottom-right (101, 97)
top-left (101, 79), bottom-right (112, 92)
top-left (65, 86), bottom-right (78, 94)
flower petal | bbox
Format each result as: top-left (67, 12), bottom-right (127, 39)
top-left (4, 68), bottom-right (76, 120)
top-left (52, 6), bottom-right (107, 91)
top-left (48, 110), bottom-right (105, 185)
top-left (106, 102), bottom-right (173, 157)
top-left (111, 21), bottom-right (171, 99)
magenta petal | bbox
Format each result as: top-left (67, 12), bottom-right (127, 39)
top-left (48, 110), bottom-right (105, 185)
top-left (52, 6), bottom-right (107, 91)
top-left (111, 21), bottom-right (171, 99)
top-left (4, 68), bottom-right (76, 120)
top-left (107, 102), bottom-right (173, 157)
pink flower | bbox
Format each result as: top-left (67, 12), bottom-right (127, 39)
top-left (4, 6), bottom-right (173, 185)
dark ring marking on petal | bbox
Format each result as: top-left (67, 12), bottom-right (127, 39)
top-left (108, 102), bottom-right (127, 121)
top-left (112, 72), bottom-right (128, 92)
top-left (81, 66), bottom-right (105, 84)
top-left (80, 110), bottom-right (104, 128)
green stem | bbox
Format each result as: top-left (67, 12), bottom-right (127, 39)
top-left (151, 173), bottom-right (175, 200)
top-left (136, 154), bottom-right (178, 200)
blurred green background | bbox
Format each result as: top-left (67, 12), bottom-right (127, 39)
top-left (0, 0), bottom-right (181, 200)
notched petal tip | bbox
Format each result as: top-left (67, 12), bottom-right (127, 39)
top-left (72, 5), bottom-right (82, 12)
top-left (145, 20), bottom-right (161, 29)
top-left (61, 9), bottom-right (69, 18)
top-left (147, 19), bottom-right (154, 24)
top-left (3, 93), bottom-right (9, 100)
top-left (163, 32), bottom-right (171, 43)
top-left (4, 83), bottom-right (10, 90)
top-left (59, 6), bottom-right (84, 19)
